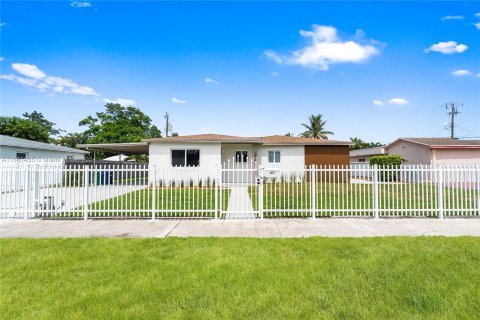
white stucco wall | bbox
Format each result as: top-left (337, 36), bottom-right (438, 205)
top-left (0, 146), bottom-right (85, 160)
top-left (257, 145), bottom-right (305, 168)
top-left (221, 143), bottom-right (255, 165)
top-left (433, 149), bottom-right (480, 165)
top-left (387, 141), bottom-right (432, 164)
top-left (148, 142), bottom-right (221, 182)
top-left (149, 142), bottom-right (222, 168)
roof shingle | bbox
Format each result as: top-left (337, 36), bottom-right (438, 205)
top-left (143, 134), bottom-right (350, 145)
top-left (393, 138), bottom-right (480, 147)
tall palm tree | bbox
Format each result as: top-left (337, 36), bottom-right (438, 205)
top-left (300, 114), bottom-right (334, 139)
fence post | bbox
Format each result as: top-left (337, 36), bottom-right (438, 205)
top-left (152, 166), bottom-right (156, 220)
top-left (259, 169), bottom-right (264, 219)
top-left (311, 165), bottom-right (316, 219)
top-left (373, 164), bottom-right (379, 219)
top-left (476, 165), bottom-right (480, 217)
top-left (83, 166), bottom-right (89, 220)
top-left (214, 165), bottom-right (219, 220)
top-left (24, 167), bottom-right (31, 220)
top-left (437, 166), bottom-right (444, 219)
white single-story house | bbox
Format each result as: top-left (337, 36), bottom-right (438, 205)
top-left (78, 134), bottom-right (351, 182)
top-left (0, 135), bottom-right (88, 160)
top-left (386, 138), bottom-right (480, 165)
top-left (350, 146), bottom-right (386, 163)
top-left (79, 133), bottom-right (351, 167)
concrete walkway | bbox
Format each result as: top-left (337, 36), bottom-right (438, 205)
top-left (225, 186), bottom-right (256, 219)
top-left (1, 218), bottom-right (479, 238)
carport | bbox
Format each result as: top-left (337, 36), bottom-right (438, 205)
top-left (76, 142), bottom-right (149, 165)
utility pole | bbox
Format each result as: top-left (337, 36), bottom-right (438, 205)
top-left (445, 102), bottom-right (461, 139)
top-left (164, 113), bottom-right (170, 137)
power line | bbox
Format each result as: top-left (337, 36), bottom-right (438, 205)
top-left (457, 125), bottom-right (480, 136)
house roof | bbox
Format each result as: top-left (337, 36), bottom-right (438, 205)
top-left (387, 138), bottom-right (480, 149)
top-left (143, 134), bottom-right (351, 145)
top-left (0, 135), bottom-right (89, 154)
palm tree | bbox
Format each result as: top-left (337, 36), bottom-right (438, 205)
top-left (350, 137), bottom-right (384, 150)
top-left (300, 114), bottom-right (334, 139)
top-left (284, 132), bottom-right (294, 137)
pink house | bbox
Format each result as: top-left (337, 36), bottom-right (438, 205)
top-left (386, 138), bottom-right (480, 165)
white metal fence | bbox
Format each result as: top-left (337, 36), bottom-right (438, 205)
top-left (1, 162), bottom-right (479, 219)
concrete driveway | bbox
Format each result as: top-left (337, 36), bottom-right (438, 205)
top-left (1, 218), bottom-right (479, 238)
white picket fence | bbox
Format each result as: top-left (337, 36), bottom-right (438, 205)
top-left (0, 161), bottom-right (479, 219)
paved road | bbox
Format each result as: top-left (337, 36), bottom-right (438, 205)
top-left (1, 218), bottom-right (479, 238)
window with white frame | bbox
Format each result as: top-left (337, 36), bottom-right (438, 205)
top-left (268, 150), bottom-right (281, 163)
top-left (16, 152), bottom-right (28, 159)
top-left (171, 149), bottom-right (200, 167)
top-left (235, 150), bottom-right (248, 163)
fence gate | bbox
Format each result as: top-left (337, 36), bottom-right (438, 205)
top-left (221, 158), bottom-right (260, 219)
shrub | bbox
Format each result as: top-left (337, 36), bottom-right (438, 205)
top-left (369, 155), bottom-right (406, 181)
top-left (369, 155), bottom-right (406, 167)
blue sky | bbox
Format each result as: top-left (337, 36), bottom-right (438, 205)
top-left (1, 1), bottom-right (479, 143)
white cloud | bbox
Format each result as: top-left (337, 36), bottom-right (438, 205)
top-left (205, 77), bottom-right (219, 85)
top-left (103, 98), bottom-right (137, 106)
top-left (424, 41), bottom-right (468, 54)
top-left (0, 22), bottom-right (6, 27)
top-left (441, 15), bottom-right (464, 21)
top-left (388, 98), bottom-right (409, 105)
top-left (0, 57), bottom-right (4, 62)
top-left (272, 72), bottom-right (279, 77)
top-left (70, 1), bottom-right (92, 8)
top-left (451, 69), bottom-right (472, 77)
top-left (475, 22), bottom-right (480, 30)
top-left (265, 25), bottom-right (381, 71)
top-left (1, 62), bottom-right (100, 97)
top-left (373, 100), bottom-right (384, 106)
top-left (171, 97), bottom-right (186, 104)
top-left (476, 12), bottom-right (480, 18)
top-left (12, 63), bottom-right (46, 79)
top-left (477, 73), bottom-right (480, 78)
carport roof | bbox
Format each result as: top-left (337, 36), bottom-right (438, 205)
top-left (76, 142), bottom-right (148, 155)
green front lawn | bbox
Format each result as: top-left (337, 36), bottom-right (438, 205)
top-left (249, 183), bottom-right (478, 218)
top-left (1, 238), bottom-right (480, 319)
top-left (53, 188), bottom-right (230, 219)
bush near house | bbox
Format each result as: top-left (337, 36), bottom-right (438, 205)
top-left (369, 155), bottom-right (406, 167)
top-left (369, 155), bottom-right (407, 181)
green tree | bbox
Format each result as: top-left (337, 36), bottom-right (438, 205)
top-left (57, 133), bottom-right (88, 149)
top-left (23, 111), bottom-right (63, 138)
top-left (284, 132), bottom-right (294, 137)
top-left (349, 137), bottom-right (384, 150)
top-left (79, 103), bottom-right (162, 144)
top-left (0, 111), bottom-right (62, 143)
top-left (300, 114), bottom-right (334, 139)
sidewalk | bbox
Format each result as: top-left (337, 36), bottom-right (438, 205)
top-left (1, 218), bottom-right (479, 238)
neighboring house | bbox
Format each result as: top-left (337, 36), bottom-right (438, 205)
top-left (0, 135), bottom-right (88, 160)
top-left (386, 138), bottom-right (480, 165)
top-left (350, 146), bottom-right (386, 163)
top-left (103, 154), bottom-right (132, 162)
